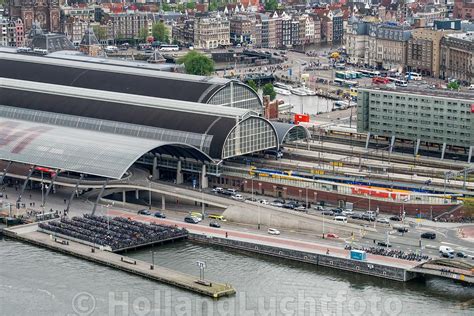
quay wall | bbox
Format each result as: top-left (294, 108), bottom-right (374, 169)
top-left (189, 233), bottom-right (417, 282)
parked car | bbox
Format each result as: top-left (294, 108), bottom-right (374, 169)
top-left (343, 210), bottom-right (354, 216)
top-left (456, 252), bottom-right (468, 258)
top-left (322, 210), bottom-right (335, 216)
top-left (259, 199), bottom-right (269, 205)
top-left (209, 221), bottom-right (221, 228)
top-left (390, 216), bottom-right (401, 221)
top-left (441, 252), bottom-right (454, 259)
top-left (138, 209), bottom-right (151, 216)
top-left (231, 194), bottom-right (244, 200)
top-left (226, 188), bottom-right (237, 194)
top-left (184, 215), bottom-right (199, 224)
top-left (362, 214), bottom-right (376, 221)
top-left (268, 228), bottom-right (280, 235)
top-left (326, 233), bottom-right (339, 238)
top-left (314, 205), bottom-right (325, 211)
top-left (376, 217), bottom-right (390, 224)
top-left (377, 241), bottom-right (392, 247)
top-left (294, 206), bottom-right (307, 212)
top-left (154, 211), bottom-right (166, 218)
top-left (246, 197), bottom-right (258, 202)
top-left (421, 232), bottom-right (436, 239)
top-left (350, 213), bottom-right (363, 220)
top-left (212, 187), bottom-right (224, 193)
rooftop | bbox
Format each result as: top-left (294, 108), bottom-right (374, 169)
top-left (359, 86), bottom-right (474, 101)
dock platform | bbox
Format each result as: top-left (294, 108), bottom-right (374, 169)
top-left (3, 224), bottom-right (236, 298)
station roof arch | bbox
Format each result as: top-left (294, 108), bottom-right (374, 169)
top-left (0, 117), bottom-right (212, 179)
top-left (271, 122), bottom-right (311, 145)
top-left (0, 79), bottom-right (278, 161)
top-left (0, 52), bottom-right (262, 110)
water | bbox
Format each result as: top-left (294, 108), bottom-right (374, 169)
top-left (277, 94), bottom-right (336, 116)
top-left (1, 238), bottom-right (473, 315)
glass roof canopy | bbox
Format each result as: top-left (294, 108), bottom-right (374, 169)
top-left (0, 117), bottom-right (212, 179)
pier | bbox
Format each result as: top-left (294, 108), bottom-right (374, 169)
top-left (3, 224), bottom-right (236, 298)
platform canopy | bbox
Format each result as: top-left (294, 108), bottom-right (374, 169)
top-left (0, 117), bottom-right (212, 179)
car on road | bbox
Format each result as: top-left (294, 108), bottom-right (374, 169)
top-left (294, 206), bottom-right (307, 212)
top-left (208, 214), bottom-right (226, 221)
top-left (377, 241), bottom-right (392, 247)
top-left (259, 199), bottom-right (269, 205)
top-left (270, 199), bottom-right (285, 207)
top-left (231, 194), bottom-right (244, 200)
top-left (441, 252), bottom-right (454, 259)
top-left (209, 221), bottom-right (221, 228)
top-left (138, 209), bottom-right (152, 216)
top-left (350, 213), bottom-right (363, 220)
top-left (389, 216), bottom-right (401, 221)
top-left (326, 233), bottom-right (339, 238)
top-left (211, 187), bottom-right (224, 193)
top-left (376, 217), bottom-right (390, 224)
top-left (421, 232), bottom-right (436, 239)
top-left (226, 188), bottom-right (237, 195)
top-left (154, 211), bottom-right (166, 218)
top-left (184, 215), bottom-right (199, 224)
top-left (456, 252), bottom-right (468, 258)
top-left (322, 210), bottom-right (335, 216)
top-left (268, 228), bottom-right (280, 235)
top-left (342, 210), bottom-right (354, 216)
top-left (362, 214), bottom-right (376, 221)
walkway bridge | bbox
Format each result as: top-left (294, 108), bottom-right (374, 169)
top-left (409, 259), bottom-right (474, 284)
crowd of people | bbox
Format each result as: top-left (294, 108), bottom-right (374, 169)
top-left (38, 214), bottom-right (188, 251)
top-left (345, 245), bottom-right (429, 262)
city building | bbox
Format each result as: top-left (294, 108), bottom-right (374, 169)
top-left (229, 14), bottom-right (255, 45)
top-left (332, 11), bottom-right (344, 44)
top-left (407, 28), bottom-right (455, 77)
top-left (345, 18), bottom-right (369, 65)
top-left (440, 32), bottom-right (474, 84)
top-left (357, 87), bottom-right (474, 161)
top-left (193, 14), bottom-right (230, 49)
top-left (453, 0), bottom-right (474, 20)
top-left (8, 0), bottom-right (60, 34)
top-left (7, 18), bottom-right (24, 47)
top-left (103, 11), bottom-right (153, 43)
top-left (173, 17), bottom-right (195, 47)
top-left (1, 18), bottom-right (9, 47)
top-left (368, 23), bottom-right (411, 70)
top-left (256, 13), bottom-right (276, 48)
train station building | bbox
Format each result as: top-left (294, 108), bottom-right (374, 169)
top-left (0, 49), bottom-right (309, 189)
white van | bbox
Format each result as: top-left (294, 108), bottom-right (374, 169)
top-left (439, 246), bottom-right (454, 255)
top-left (334, 216), bottom-right (348, 223)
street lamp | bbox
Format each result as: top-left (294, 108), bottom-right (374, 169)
top-left (148, 175), bottom-right (152, 210)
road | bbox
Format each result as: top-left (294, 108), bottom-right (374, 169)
top-left (2, 168), bottom-right (472, 262)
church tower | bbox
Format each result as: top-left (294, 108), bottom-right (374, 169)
top-left (8, 0), bottom-right (61, 34)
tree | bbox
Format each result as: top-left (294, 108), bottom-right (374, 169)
top-left (247, 80), bottom-right (258, 92)
top-left (447, 81), bottom-right (460, 90)
top-left (265, 0), bottom-right (278, 11)
top-left (177, 51), bottom-right (215, 76)
top-left (92, 25), bottom-right (107, 42)
top-left (138, 27), bottom-right (148, 43)
top-left (152, 22), bottom-right (169, 43)
top-left (161, 3), bottom-right (171, 11)
top-left (186, 1), bottom-right (196, 10)
top-left (262, 83), bottom-right (276, 100)
top-left (209, 0), bottom-right (218, 11)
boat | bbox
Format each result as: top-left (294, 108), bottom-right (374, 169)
top-left (300, 86), bottom-right (317, 96)
top-left (274, 87), bottom-right (291, 96)
top-left (274, 82), bottom-right (293, 90)
top-left (333, 100), bottom-right (350, 110)
top-left (290, 87), bottom-right (308, 96)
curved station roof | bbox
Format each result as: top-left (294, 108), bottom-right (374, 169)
top-left (0, 51), bottom-right (260, 106)
top-left (272, 121), bottom-right (311, 144)
top-left (0, 117), bottom-right (211, 179)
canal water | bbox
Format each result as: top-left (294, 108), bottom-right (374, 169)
top-left (1, 238), bottom-right (472, 315)
top-left (277, 94), bottom-right (337, 116)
